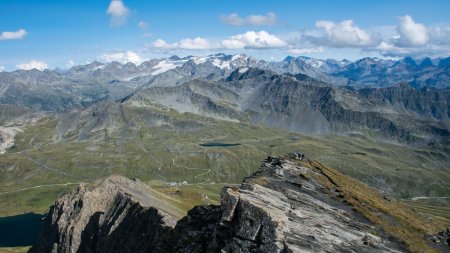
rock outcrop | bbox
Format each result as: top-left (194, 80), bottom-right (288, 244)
top-left (432, 228), bottom-right (450, 247)
top-left (0, 126), bottom-right (22, 154)
top-left (28, 175), bottom-right (183, 253)
top-left (30, 154), bottom-right (445, 253)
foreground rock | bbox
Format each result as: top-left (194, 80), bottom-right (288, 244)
top-left (433, 228), bottom-right (450, 247)
top-left (30, 154), bottom-right (445, 253)
top-left (28, 175), bottom-right (183, 253)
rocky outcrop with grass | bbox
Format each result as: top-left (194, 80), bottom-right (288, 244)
top-left (29, 154), bottom-right (446, 253)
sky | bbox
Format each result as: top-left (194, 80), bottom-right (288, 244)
top-left (1, 0), bottom-right (450, 71)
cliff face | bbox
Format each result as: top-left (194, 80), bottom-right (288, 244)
top-left (30, 154), bottom-right (444, 253)
top-left (28, 176), bottom-right (182, 253)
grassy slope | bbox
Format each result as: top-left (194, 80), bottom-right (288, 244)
top-left (403, 199), bottom-right (450, 226)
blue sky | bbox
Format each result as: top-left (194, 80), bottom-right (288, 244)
top-left (1, 0), bottom-right (449, 70)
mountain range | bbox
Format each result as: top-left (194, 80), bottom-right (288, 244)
top-left (1, 53), bottom-right (449, 145)
top-left (1, 54), bottom-right (449, 111)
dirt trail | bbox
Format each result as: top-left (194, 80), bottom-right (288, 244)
top-left (0, 182), bottom-right (82, 195)
top-left (22, 150), bottom-right (93, 180)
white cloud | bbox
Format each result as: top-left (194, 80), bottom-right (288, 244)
top-left (16, 60), bottom-right (48, 71)
top-left (220, 13), bottom-right (244, 26)
top-left (152, 37), bottom-right (214, 50)
top-left (221, 30), bottom-right (286, 49)
top-left (368, 16), bottom-right (445, 57)
top-left (107, 0), bottom-right (130, 26)
top-left (66, 60), bottom-right (76, 68)
top-left (374, 41), bottom-right (410, 56)
top-left (151, 31), bottom-right (286, 50)
top-left (0, 65), bottom-right (4, 72)
top-left (287, 46), bottom-right (324, 54)
top-left (395, 15), bottom-right (428, 47)
top-left (221, 13), bottom-right (277, 26)
top-left (373, 40), bottom-right (450, 58)
top-left (377, 41), bottom-right (397, 51)
top-left (247, 13), bottom-right (277, 26)
top-left (178, 38), bottom-right (213, 50)
top-left (99, 51), bottom-right (143, 64)
top-left (314, 20), bottom-right (373, 47)
top-left (152, 39), bottom-right (175, 49)
top-left (0, 29), bottom-right (27, 41)
top-left (428, 26), bottom-right (450, 48)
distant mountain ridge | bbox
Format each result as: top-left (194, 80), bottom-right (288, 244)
top-left (2, 53), bottom-right (450, 89)
top-left (0, 53), bottom-right (449, 144)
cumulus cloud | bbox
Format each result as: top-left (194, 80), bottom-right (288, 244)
top-left (152, 39), bottom-right (174, 49)
top-left (0, 29), bottom-right (27, 41)
top-left (151, 31), bottom-right (286, 50)
top-left (221, 13), bottom-right (277, 26)
top-left (152, 37), bottom-right (214, 50)
top-left (221, 13), bottom-right (244, 26)
top-left (107, 0), bottom-right (130, 26)
top-left (0, 65), bottom-right (4, 72)
top-left (99, 51), bottom-right (143, 64)
top-left (147, 14), bottom-right (449, 58)
top-left (395, 15), bottom-right (428, 47)
top-left (373, 42), bottom-right (446, 58)
top-left (247, 13), bottom-right (277, 26)
top-left (429, 25), bottom-right (450, 47)
top-left (16, 60), bottom-right (48, 71)
top-left (287, 46), bottom-right (324, 54)
top-left (314, 20), bottom-right (373, 47)
top-left (178, 38), bottom-right (213, 50)
top-left (221, 30), bottom-right (286, 49)
top-left (369, 16), bottom-right (445, 57)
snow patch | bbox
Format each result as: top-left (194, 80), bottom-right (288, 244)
top-left (238, 67), bottom-right (249, 73)
top-left (304, 59), bottom-right (324, 68)
top-left (93, 65), bottom-right (106, 70)
top-left (212, 59), bottom-right (231, 69)
top-left (232, 54), bottom-right (247, 61)
top-left (151, 61), bottom-right (177, 75)
top-left (122, 73), bottom-right (150, 81)
top-left (192, 56), bottom-right (208, 65)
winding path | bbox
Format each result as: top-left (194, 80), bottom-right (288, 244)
top-left (0, 182), bottom-right (82, 195)
top-left (410, 196), bottom-right (450, 201)
top-left (22, 150), bottom-right (93, 180)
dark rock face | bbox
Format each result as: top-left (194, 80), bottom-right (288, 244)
top-left (221, 69), bottom-right (449, 144)
top-left (30, 156), bottom-right (424, 253)
top-left (171, 205), bottom-right (222, 252)
top-left (432, 228), bottom-right (450, 246)
top-left (28, 176), bottom-right (181, 253)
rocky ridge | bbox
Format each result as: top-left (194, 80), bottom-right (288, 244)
top-left (29, 154), bottom-right (445, 253)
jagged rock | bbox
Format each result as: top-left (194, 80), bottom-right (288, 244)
top-left (31, 155), bottom-right (440, 253)
top-left (433, 227), bottom-right (450, 245)
top-left (28, 175), bottom-right (182, 253)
